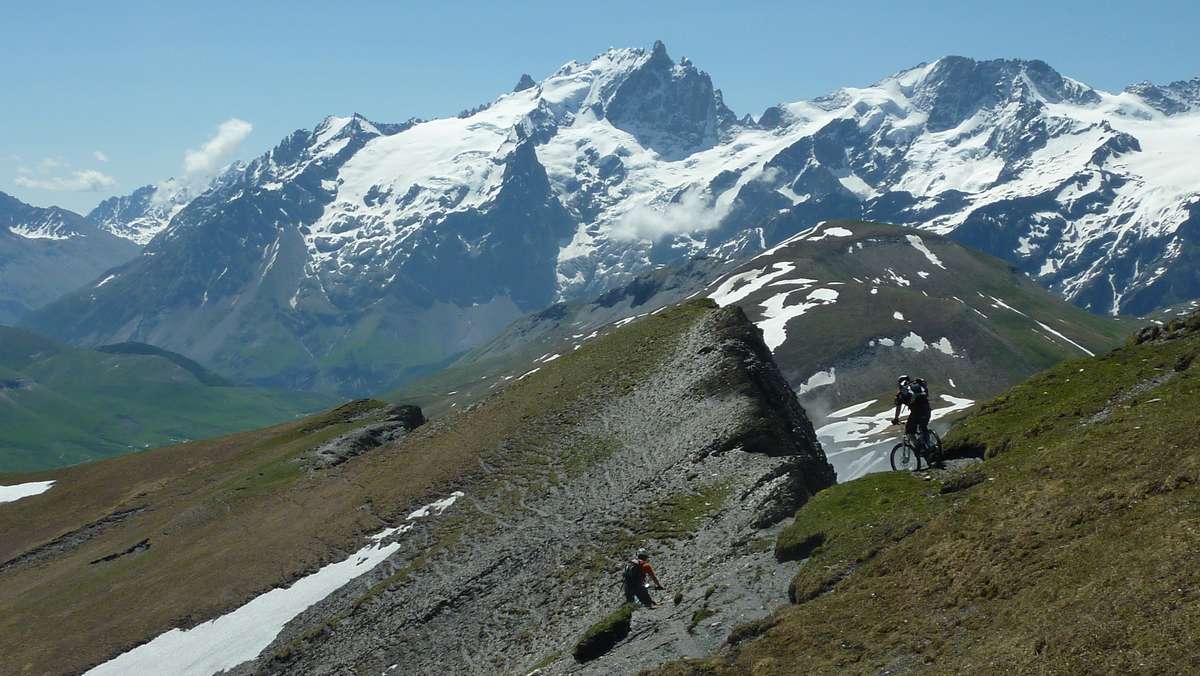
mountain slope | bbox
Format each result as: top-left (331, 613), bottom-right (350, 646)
top-left (25, 45), bottom-right (1196, 392)
top-left (656, 313), bottom-right (1200, 674)
top-left (0, 300), bottom-right (833, 675)
top-left (86, 179), bottom-right (194, 245)
top-left (0, 191), bottom-right (139, 323)
top-left (0, 326), bottom-right (334, 471)
top-left (392, 221), bottom-right (1129, 479)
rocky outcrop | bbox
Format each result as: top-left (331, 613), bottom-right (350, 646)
top-left (309, 405), bottom-right (425, 468)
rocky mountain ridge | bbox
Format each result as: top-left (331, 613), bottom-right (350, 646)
top-left (0, 191), bottom-right (139, 323)
top-left (24, 43), bottom-right (1199, 393)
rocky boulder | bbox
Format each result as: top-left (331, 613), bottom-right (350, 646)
top-left (310, 405), bottom-right (425, 469)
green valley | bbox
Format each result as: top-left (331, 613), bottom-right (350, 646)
top-left (0, 326), bottom-right (335, 471)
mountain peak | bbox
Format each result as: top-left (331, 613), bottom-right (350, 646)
top-left (1125, 77), bottom-right (1200, 114)
top-left (594, 41), bottom-right (737, 158)
top-left (901, 55), bottom-right (1099, 130)
top-left (513, 73), bottom-right (536, 92)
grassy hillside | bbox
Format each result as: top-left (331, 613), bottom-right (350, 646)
top-left (1, 300), bottom-right (769, 675)
top-left (0, 326), bottom-right (334, 471)
top-left (657, 313), bottom-right (1200, 673)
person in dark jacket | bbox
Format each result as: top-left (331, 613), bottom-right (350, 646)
top-left (622, 548), bottom-right (664, 608)
top-left (892, 375), bottom-right (932, 450)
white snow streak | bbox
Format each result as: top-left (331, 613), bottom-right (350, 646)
top-left (905, 234), bottom-right (945, 269)
top-left (1035, 321), bottom-right (1095, 356)
top-left (0, 480), bottom-right (55, 504)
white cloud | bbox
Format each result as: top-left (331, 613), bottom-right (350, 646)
top-left (14, 169), bottom-right (117, 192)
top-left (93, 150), bottom-right (109, 162)
top-left (610, 190), bottom-right (729, 241)
top-left (184, 118), bottom-right (252, 177)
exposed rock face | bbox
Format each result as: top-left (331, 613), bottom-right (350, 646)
top-left (514, 73), bottom-right (537, 92)
top-left (240, 303), bottom-right (834, 675)
top-left (310, 405), bottom-right (425, 468)
top-left (603, 40), bottom-right (737, 158)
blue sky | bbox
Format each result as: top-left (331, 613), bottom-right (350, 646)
top-left (4, 0), bottom-right (1197, 213)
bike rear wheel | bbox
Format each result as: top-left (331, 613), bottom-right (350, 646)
top-left (890, 441), bottom-right (921, 471)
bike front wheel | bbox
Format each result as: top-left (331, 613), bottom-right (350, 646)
top-left (890, 441), bottom-right (920, 471)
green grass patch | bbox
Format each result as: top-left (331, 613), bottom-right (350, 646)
top-left (776, 471), bottom-right (948, 602)
top-left (635, 482), bottom-right (731, 544)
top-left (573, 603), bottom-right (635, 663)
top-left (688, 606), bottom-right (717, 634)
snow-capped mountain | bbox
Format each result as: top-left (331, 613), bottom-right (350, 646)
top-left (0, 191), bottom-right (139, 323)
top-left (87, 179), bottom-right (195, 245)
top-left (26, 43), bottom-right (1200, 393)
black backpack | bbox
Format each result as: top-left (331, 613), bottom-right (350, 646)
top-left (622, 560), bottom-right (642, 586)
top-left (909, 380), bottom-right (930, 403)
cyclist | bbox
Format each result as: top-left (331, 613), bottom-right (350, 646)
top-left (892, 375), bottom-right (932, 452)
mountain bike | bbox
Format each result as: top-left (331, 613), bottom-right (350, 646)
top-left (889, 425), bottom-right (942, 471)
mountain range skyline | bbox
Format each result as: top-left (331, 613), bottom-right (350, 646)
top-left (6, 0), bottom-right (1198, 214)
top-left (7, 45), bottom-right (1198, 219)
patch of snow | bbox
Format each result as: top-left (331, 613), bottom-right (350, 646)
top-left (989, 296), bottom-right (1028, 317)
top-left (893, 311), bottom-right (905, 321)
top-left (708, 262), bottom-right (796, 307)
top-left (768, 277), bottom-right (819, 288)
top-left (406, 491), bottom-right (465, 520)
top-left (756, 287), bottom-right (839, 351)
top-left (905, 234), bottom-right (945, 269)
top-left (900, 332), bottom-right (927, 352)
top-left (798, 368), bottom-right (836, 394)
top-left (932, 395), bottom-right (974, 418)
top-left (0, 480), bottom-right (55, 504)
top-left (931, 337), bottom-right (956, 355)
top-left (828, 399), bottom-right (878, 418)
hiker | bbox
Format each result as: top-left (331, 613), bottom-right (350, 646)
top-left (892, 375), bottom-right (932, 450)
top-left (622, 548), bottom-right (664, 608)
